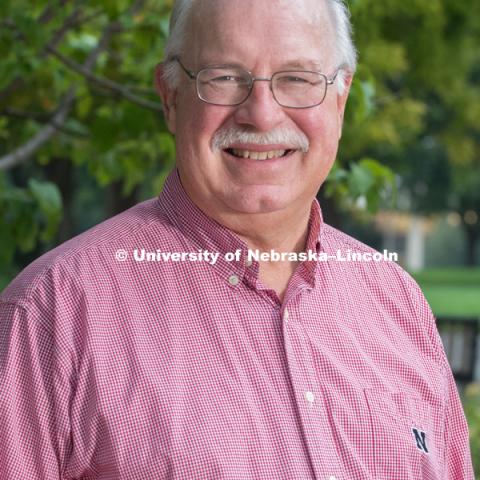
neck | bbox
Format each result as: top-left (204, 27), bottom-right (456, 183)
top-left (174, 171), bottom-right (317, 301)
top-left (231, 207), bottom-right (311, 254)
top-left (212, 203), bottom-right (314, 303)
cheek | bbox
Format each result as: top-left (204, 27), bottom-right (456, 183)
top-left (294, 108), bottom-right (341, 186)
top-left (176, 102), bottom-right (231, 153)
top-left (299, 108), bottom-right (341, 154)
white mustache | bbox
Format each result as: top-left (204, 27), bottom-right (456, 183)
top-left (211, 127), bottom-right (309, 153)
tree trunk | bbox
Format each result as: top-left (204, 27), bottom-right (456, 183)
top-left (106, 180), bottom-right (139, 217)
top-left (44, 156), bottom-right (74, 243)
top-left (463, 223), bottom-right (479, 267)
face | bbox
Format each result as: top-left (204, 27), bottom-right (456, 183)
top-left (157, 0), bottom-right (352, 223)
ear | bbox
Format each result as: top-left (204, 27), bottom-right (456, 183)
top-left (155, 63), bottom-right (177, 134)
top-left (336, 71), bottom-right (353, 139)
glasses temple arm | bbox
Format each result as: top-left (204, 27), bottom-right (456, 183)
top-left (171, 55), bottom-right (196, 80)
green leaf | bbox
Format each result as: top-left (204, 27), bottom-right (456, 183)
top-left (28, 179), bottom-right (63, 241)
top-left (76, 88), bottom-right (94, 119)
top-left (64, 118), bottom-right (90, 136)
top-left (28, 179), bottom-right (62, 213)
top-left (348, 162), bottom-right (376, 196)
top-left (348, 79), bottom-right (376, 124)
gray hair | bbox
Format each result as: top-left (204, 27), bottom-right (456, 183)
top-left (162, 0), bottom-right (357, 94)
top-left (211, 126), bottom-right (310, 152)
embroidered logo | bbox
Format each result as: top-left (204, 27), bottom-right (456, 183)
top-left (412, 428), bottom-right (429, 454)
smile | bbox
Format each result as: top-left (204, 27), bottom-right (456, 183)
top-left (225, 148), bottom-right (294, 160)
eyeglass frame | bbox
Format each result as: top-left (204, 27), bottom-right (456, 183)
top-left (170, 55), bottom-right (342, 109)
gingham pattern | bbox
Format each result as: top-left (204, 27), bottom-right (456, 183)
top-left (0, 169), bottom-right (474, 479)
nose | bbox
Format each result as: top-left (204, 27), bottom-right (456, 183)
top-left (233, 79), bottom-right (286, 132)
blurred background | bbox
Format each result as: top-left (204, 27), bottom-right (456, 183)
top-left (0, 0), bottom-right (479, 474)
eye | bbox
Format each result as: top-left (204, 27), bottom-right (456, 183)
top-left (210, 75), bottom-right (245, 84)
top-left (277, 75), bottom-right (311, 84)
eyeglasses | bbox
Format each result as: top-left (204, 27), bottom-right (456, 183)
top-left (171, 56), bottom-right (341, 109)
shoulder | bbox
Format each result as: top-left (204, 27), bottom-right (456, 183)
top-left (320, 223), bottom-right (445, 368)
top-left (321, 222), bottom-right (420, 295)
top-left (0, 197), bottom-right (174, 308)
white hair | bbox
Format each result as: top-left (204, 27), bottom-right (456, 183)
top-left (162, 0), bottom-right (357, 95)
top-left (211, 126), bottom-right (310, 152)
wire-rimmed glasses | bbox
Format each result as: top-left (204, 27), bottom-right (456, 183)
top-left (171, 55), bottom-right (341, 109)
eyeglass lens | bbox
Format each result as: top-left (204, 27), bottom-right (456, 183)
top-left (196, 67), bottom-right (328, 108)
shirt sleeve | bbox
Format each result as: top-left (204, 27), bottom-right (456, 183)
top-left (0, 300), bottom-right (72, 479)
top-left (399, 268), bottom-right (475, 478)
top-left (442, 355), bottom-right (476, 479)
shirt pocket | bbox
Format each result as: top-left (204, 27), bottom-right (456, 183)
top-left (363, 388), bottom-right (445, 480)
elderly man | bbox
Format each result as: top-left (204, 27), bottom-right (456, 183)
top-left (0, 0), bottom-right (474, 478)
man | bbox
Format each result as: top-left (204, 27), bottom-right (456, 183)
top-left (0, 0), bottom-right (474, 478)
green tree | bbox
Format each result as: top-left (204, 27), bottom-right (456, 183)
top-left (1, 0), bottom-right (480, 288)
top-left (0, 0), bottom-right (175, 286)
top-left (337, 0), bottom-right (480, 264)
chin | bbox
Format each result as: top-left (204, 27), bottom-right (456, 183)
top-left (223, 188), bottom-right (292, 215)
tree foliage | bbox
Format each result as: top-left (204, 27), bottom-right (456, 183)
top-left (0, 0), bottom-right (479, 285)
top-left (0, 0), bottom-right (175, 282)
top-left (337, 0), bottom-right (480, 264)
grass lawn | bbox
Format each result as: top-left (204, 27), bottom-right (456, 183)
top-left (411, 268), bottom-right (480, 318)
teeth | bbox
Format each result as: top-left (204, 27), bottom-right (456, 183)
top-left (231, 149), bottom-right (287, 160)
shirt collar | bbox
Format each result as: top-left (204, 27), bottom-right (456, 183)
top-left (157, 168), bottom-right (323, 289)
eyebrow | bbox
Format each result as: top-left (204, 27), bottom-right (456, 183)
top-left (202, 61), bottom-right (249, 70)
top-left (281, 60), bottom-right (324, 71)
top-left (200, 59), bottom-right (325, 72)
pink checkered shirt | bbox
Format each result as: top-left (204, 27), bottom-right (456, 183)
top-left (0, 169), bottom-right (474, 479)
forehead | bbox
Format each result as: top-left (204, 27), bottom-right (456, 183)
top-left (187, 0), bottom-right (335, 68)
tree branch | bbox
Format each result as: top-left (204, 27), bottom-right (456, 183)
top-left (0, 1), bottom-right (148, 171)
top-left (125, 84), bottom-right (157, 96)
top-left (42, 8), bottom-right (83, 56)
top-left (1, 107), bottom-right (89, 138)
top-left (37, 1), bottom-right (70, 24)
top-left (46, 46), bottom-right (163, 112)
top-left (0, 22), bottom-right (120, 171)
top-left (0, 7), bottom-right (84, 103)
top-left (0, 91), bottom-right (75, 171)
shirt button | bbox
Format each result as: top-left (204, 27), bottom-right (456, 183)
top-left (283, 309), bottom-right (289, 322)
top-left (228, 274), bottom-right (240, 286)
top-left (305, 391), bottom-right (315, 403)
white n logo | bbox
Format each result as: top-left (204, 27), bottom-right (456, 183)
top-left (412, 428), bottom-right (429, 454)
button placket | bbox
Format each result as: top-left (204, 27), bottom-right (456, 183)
top-left (281, 312), bottom-right (340, 479)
